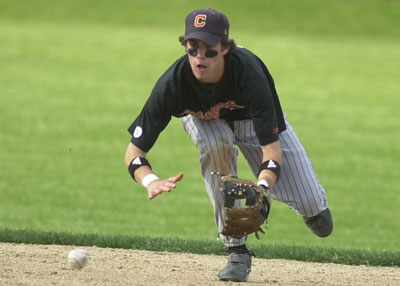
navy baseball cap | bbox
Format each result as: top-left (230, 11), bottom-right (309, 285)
top-left (183, 8), bottom-right (229, 46)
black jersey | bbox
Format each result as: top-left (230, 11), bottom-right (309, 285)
top-left (128, 47), bottom-right (286, 152)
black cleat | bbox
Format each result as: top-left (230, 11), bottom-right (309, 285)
top-left (218, 246), bottom-right (252, 282)
top-left (218, 252), bottom-right (252, 282)
top-left (304, 208), bottom-right (333, 237)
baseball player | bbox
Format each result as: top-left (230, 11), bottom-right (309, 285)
top-left (125, 8), bottom-right (333, 282)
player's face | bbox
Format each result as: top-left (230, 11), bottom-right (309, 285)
top-left (186, 39), bottom-right (230, 84)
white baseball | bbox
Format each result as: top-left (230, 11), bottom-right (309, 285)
top-left (68, 248), bottom-right (89, 270)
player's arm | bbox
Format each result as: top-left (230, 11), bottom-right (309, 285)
top-left (257, 140), bottom-right (282, 190)
top-left (125, 142), bottom-right (183, 200)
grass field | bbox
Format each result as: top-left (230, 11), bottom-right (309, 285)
top-left (1, 0), bottom-right (399, 254)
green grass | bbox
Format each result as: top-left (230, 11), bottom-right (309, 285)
top-left (1, 228), bottom-right (399, 267)
top-left (0, 0), bottom-right (399, 254)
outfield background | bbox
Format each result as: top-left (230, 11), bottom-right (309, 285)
top-left (1, 0), bottom-right (399, 252)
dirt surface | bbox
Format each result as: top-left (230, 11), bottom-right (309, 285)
top-left (1, 243), bottom-right (399, 285)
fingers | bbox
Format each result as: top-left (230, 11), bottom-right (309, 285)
top-left (148, 188), bottom-right (170, 200)
top-left (169, 172), bottom-right (184, 183)
top-left (147, 173), bottom-right (184, 200)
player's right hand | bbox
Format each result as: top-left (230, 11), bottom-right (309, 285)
top-left (147, 172), bottom-right (184, 200)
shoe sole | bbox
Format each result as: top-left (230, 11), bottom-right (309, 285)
top-left (218, 275), bottom-right (248, 282)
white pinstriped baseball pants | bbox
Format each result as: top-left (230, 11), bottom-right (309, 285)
top-left (181, 114), bottom-right (328, 247)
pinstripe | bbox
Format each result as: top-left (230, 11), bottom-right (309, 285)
top-left (284, 131), bottom-right (315, 194)
top-left (285, 131), bottom-right (311, 211)
top-left (284, 131), bottom-right (319, 216)
top-left (181, 114), bottom-right (328, 247)
top-left (182, 115), bottom-right (246, 246)
top-left (274, 121), bottom-right (327, 216)
top-left (272, 144), bottom-right (299, 207)
top-left (277, 131), bottom-right (309, 215)
top-left (234, 120), bottom-right (262, 176)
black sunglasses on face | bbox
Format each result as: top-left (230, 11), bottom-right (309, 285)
top-left (188, 48), bottom-right (218, 58)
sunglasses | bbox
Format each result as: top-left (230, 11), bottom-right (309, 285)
top-left (188, 48), bottom-right (218, 58)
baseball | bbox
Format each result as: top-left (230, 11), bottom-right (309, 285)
top-left (68, 248), bottom-right (89, 270)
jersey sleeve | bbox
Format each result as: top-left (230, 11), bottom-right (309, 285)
top-left (127, 78), bottom-right (174, 153)
top-left (241, 65), bottom-right (280, 146)
top-left (127, 56), bottom-right (187, 152)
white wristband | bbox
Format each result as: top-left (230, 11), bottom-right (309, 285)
top-left (142, 174), bottom-right (159, 188)
top-left (257, 179), bottom-right (269, 189)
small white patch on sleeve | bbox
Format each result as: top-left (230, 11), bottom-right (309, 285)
top-left (133, 126), bottom-right (143, 138)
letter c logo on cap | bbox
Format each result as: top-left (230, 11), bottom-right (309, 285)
top-left (194, 15), bottom-right (207, 27)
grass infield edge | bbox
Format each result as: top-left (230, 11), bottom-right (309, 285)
top-left (0, 228), bottom-right (398, 267)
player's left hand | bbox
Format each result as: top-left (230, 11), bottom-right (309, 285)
top-left (147, 172), bottom-right (184, 200)
top-left (215, 174), bottom-right (271, 239)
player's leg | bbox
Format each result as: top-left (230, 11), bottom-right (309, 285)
top-left (181, 115), bottom-right (246, 246)
top-left (181, 115), bottom-right (251, 282)
top-left (234, 119), bottom-right (333, 237)
top-left (274, 119), bottom-right (333, 237)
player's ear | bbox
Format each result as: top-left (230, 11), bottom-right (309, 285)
top-left (221, 46), bottom-right (230, 56)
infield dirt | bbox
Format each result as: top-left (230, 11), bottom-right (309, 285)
top-left (1, 243), bottom-right (399, 285)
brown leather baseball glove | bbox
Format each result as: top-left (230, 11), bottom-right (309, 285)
top-left (215, 174), bottom-right (271, 239)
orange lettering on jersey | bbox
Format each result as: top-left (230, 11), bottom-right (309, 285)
top-left (182, 101), bottom-right (245, 120)
top-left (194, 15), bottom-right (207, 27)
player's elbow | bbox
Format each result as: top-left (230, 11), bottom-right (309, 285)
top-left (124, 142), bottom-right (147, 167)
top-left (125, 143), bottom-right (134, 167)
top-left (124, 152), bottom-right (131, 167)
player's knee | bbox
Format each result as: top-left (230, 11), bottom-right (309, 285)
top-left (303, 208), bottom-right (333, 238)
top-left (200, 139), bottom-right (236, 168)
